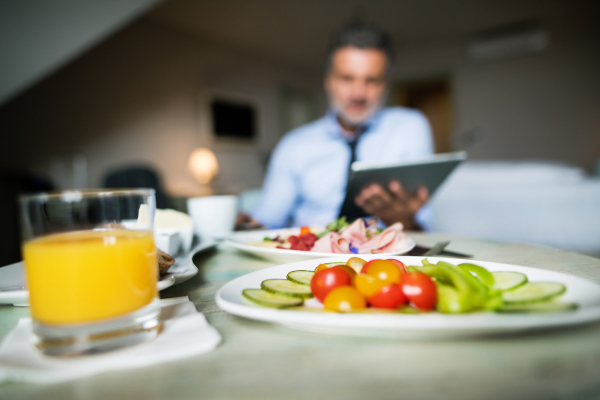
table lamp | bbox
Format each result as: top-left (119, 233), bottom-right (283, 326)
top-left (188, 148), bottom-right (219, 195)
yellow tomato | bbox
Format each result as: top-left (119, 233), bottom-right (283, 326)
top-left (366, 260), bottom-right (402, 284)
top-left (315, 263), bottom-right (338, 272)
top-left (346, 257), bottom-right (367, 273)
top-left (323, 286), bottom-right (367, 312)
top-left (354, 273), bottom-right (388, 298)
top-left (315, 263), bottom-right (356, 283)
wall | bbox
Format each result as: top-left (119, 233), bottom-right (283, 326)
top-left (1, 6), bottom-right (598, 201)
top-left (0, 0), bottom-right (161, 106)
top-left (0, 19), bottom-right (324, 196)
top-left (391, 16), bottom-right (600, 170)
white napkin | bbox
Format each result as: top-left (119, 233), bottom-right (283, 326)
top-left (0, 297), bottom-right (221, 384)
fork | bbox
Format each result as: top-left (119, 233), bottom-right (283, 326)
top-left (421, 241), bottom-right (451, 256)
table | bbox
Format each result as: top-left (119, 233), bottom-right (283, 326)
top-left (2, 233), bottom-right (600, 400)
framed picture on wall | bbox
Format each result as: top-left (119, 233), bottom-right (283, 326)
top-left (208, 94), bottom-right (259, 143)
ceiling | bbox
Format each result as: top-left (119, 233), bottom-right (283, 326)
top-left (145, 0), bottom-right (596, 71)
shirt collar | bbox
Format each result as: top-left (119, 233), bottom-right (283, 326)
top-left (324, 109), bottom-right (383, 141)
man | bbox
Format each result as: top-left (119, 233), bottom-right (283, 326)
top-left (250, 22), bottom-right (433, 230)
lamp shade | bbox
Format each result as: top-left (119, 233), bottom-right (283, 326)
top-left (188, 148), bottom-right (219, 184)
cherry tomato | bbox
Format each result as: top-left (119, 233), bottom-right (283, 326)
top-left (300, 226), bottom-right (311, 235)
top-left (315, 263), bottom-right (357, 283)
top-left (360, 259), bottom-right (382, 274)
top-left (323, 286), bottom-right (367, 312)
top-left (310, 267), bottom-right (352, 303)
top-left (346, 257), bottom-right (367, 273)
top-left (386, 259), bottom-right (407, 274)
top-left (365, 260), bottom-right (402, 284)
top-left (315, 263), bottom-right (333, 273)
top-left (368, 284), bottom-right (407, 309)
top-left (354, 273), bottom-right (388, 298)
top-left (400, 272), bottom-right (437, 310)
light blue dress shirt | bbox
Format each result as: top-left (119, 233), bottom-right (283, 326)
top-left (253, 107), bottom-right (434, 229)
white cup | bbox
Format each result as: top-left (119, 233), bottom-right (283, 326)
top-left (186, 195), bottom-right (238, 242)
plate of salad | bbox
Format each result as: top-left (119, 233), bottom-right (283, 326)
top-left (215, 255), bottom-right (600, 338)
top-left (223, 217), bottom-right (416, 263)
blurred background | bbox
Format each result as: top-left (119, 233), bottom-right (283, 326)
top-left (0, 0), bottom-right (599, 265)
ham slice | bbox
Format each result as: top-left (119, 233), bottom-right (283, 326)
top-left (357, 223), bottom-right (410, 254)
top-left (310, 231), bottom-right (351, 253)
top-left (339, 219), bottom-right (369, 245)
top-left (309, 231), bottom-right (335, 253)
top-left (310, 219), bottom-right (409, 254)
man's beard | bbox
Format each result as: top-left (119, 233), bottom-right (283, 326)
top-left (329, 97), bottom-right (383, 129)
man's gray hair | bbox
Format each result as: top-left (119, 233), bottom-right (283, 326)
top-left (326, 21), bottom-right (394, 74)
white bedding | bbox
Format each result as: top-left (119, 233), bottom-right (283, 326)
top-left (430, 161), bottom-right (600, 254)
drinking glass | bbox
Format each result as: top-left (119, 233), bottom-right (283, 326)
top-left (19, 189), bottom-right (161, 356)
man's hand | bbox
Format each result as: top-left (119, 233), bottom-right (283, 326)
top-left (354, 180), bottom-right (428, 230)
top-left (235, 212), bottom-right (264, 231)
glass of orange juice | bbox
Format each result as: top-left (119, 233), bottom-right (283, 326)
top-left (19, 189), bottom-right (161, 356)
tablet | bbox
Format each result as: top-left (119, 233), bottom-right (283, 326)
top-left (338, 151), bottom-right (466, 220)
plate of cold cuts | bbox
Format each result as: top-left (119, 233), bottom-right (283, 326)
top-left (224, 218), bottom-right (416, 263)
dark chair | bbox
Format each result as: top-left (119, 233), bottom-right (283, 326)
top-left (102, 166), bottom-right (168, 209)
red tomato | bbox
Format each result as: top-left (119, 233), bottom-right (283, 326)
top-left (315, 263), bottom-right (356, 283)
top-left (368, 284), bottom-right (406, 309)
top-left (360, 259), bottom-right (382, 274)
top-left (386, 259), bottom-right (407, 274)
top-left (400, 272), bottom-right (437, 310)
top-left (310, 267), bottom-right (352, 303)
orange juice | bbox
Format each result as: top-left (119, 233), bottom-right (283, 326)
top-left (23, 229), bottom-right (158, 324)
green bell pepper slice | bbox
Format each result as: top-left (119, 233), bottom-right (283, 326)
top-left (458, 263), bottom-right (495, 287)
top-left (422, 263), bottom-right (474, 313)
top-left (422, 260), bottom-right (503, 312)
top-left (435, 283), bottom-right (472, 314)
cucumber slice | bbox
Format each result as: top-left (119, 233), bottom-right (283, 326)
top-left (287, 270), bottom-right (314, 286)
top-left (261, 279), bottom-right (313, 298)
top-left (492, 271), bottom-right (528, 291)
top-left (496, 301), bottom-right (577, 313)
top-left (242, 289), bottom-right (303, 308)
top-left (502, 282), bottom-right (566, 304)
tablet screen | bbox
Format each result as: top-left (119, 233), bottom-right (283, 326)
top-left (338, 151), bottom-right (466, 220)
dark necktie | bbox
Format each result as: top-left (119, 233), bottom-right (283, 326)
top-left (338, 137), bottom-right (368, 221)
top-left (347, 138), bottom-right (358, 170)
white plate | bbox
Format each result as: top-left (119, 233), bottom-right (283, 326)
top-left (0, 240), bottom-right (217, 307)
top-left (216, 255), bottom-right (600, 339)
top-left (224, 228), bottom-right (416, 263)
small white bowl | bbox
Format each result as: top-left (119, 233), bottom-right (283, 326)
top-left (155, 226), bottom-right (194, 255)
